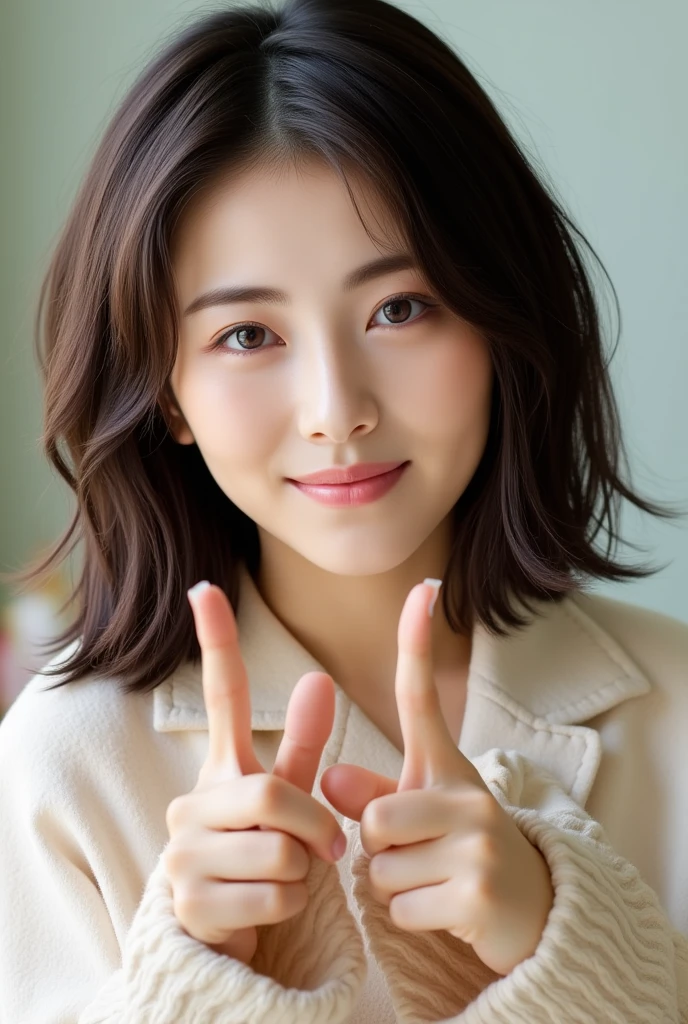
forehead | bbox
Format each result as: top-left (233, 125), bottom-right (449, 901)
top-left (170, 156), bottom-right (405, 267)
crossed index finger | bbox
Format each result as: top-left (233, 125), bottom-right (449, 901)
top-left (187, 581), bottom-right (262, 778)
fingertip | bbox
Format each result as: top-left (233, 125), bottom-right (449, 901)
top-left (422, 578), bottom-right (442, 618)
top-left (398, 581), bottom-right (437, 653)
top-left (331, 831), bottom-right (347, 861)
top-left (299, 671), bottom-right (336, 709)
top-left (285, 672), bottom-right (335, 749)
top-left (319, 762), bottom-right (344, 803)
top-left (187, 580), bottom-right (211, 604)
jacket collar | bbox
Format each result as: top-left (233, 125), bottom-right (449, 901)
top-left (153, 567), bottom-right (651, 806)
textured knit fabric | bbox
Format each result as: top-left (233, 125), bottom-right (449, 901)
top-left (0, 567), bottom-right (687, 1023)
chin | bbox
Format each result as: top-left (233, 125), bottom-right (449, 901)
top-left (297, 536), bottom-right (421, 578)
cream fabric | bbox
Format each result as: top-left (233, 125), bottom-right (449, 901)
top-left (0, 568), bottom-right (687, 1022)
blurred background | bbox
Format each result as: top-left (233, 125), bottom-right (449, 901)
top-left (1, 0), bottom-right (686, 717)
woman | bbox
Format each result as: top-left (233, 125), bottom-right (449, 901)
top-left (1, 1), bottom-right (686, 1020)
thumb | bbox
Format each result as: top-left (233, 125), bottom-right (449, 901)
top-left (320, 763), bottom-right (397, 822)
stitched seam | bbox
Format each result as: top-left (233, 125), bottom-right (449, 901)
top-left (472, 675), bottom-right (601, 802)
top-left (472, 672), bottom-right (590, 737)
top-left (478, 600), bottom-right (648, 721)
top-left (546, 676), bottom-right (645, 723)
top-left (563, 599), bottom-right (643, 679)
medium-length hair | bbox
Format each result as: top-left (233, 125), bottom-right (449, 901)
top-left (5, 0), bottom-right (682, 693)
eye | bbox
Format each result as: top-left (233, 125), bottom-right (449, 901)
top-left (209, 321), bottom-right (281, 355)
top-left (370, 293), bottom-right (436, 328)
top-left (208, 292), bottom-right (437, 355)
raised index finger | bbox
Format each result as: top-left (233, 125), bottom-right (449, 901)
top-left (396, 579), bottom-right (457, 789)
top-left (187, 581), bottom-right (261, 776)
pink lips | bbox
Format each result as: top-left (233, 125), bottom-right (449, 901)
top-left (287, 461), bottom-right (410, 507)
top-left (291, 461), bottom-right (406, 485)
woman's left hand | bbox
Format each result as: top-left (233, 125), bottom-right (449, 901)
top-left (320, 581), bottom-right (555, 977)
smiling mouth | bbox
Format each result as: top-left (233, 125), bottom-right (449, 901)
top-left (288, 460), bottom-right (408, 486)
top-left (287, 461), bottom-right (410, 507)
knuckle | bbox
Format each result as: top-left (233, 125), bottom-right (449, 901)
top-left (461, 867), bottom-right (498, 916)
top-left (362, 798), bottom-right (390, 842)
top-left (475, 786), bottom-right (500, 818)
top-left (261, 882), bottom-right (289, 918)
top-left (368, 853), bottom-right (390, 891)
top-left (272, 830), bottom-right (294, 863)
top-left (163, 838), bottom-right (196, 879)
top-left (254, 773), bottom-right (283, 817)
top-left (269, 832), bottom-right (305, 875)
top-left (461, 785), bottom-right (500, 824)
top-left (466, 829), bottom-right (500, 867)
top-left (173, 881), bottom-right (205, 928)
top-left (293, 841), bottom-right (311, 877)
top-left (389, 894), bottom-right (411, 929)
top-left (165, 795), bottom-right (190, 834)
top-left (370, 880), bottom-right (391, 907)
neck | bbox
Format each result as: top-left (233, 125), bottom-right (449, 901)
top-left (253, 517), bottom-right (473, 704)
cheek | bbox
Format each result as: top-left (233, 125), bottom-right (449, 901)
top-left (392, 330), bottom-right (493, 443)
top-left (182, 366), bottom-right (288, 470)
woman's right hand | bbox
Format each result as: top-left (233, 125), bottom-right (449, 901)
top-left (163, 581), bottom-right (346, 965)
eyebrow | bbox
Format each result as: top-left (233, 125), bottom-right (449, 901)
top-left (182, 252), bottom-right (418, 317)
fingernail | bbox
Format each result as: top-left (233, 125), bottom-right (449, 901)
top-left (423, 578), bottom-right (442, 618)
top-left (187, 580), bottom-right (211, 601)
top-left (331, 831), bottom-right (347, 861)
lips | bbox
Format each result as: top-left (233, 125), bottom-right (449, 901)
top-left (288, 461), bottom-right (410, 508)
top-left (289, 461), bottom-right (407, 485)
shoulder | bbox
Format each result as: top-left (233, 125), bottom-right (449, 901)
top-left (0, 640), bottom-right (155, 790)
top-left (570, 589), bottom-right (688, 693)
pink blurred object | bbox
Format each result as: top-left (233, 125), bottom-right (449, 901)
top-left (0, 583), bottom-right (70, 717)
top-left (0, 629), bottom-right (29, 712)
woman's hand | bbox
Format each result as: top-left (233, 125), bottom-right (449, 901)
top-left (321, 581), bottom-right (554, 977)
top-left (163, 581), bottom-right (346, 965)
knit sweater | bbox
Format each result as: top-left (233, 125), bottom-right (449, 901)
top-left (75, 754), bottom-right (688, 1024)
top-left (1, 571), bottom-right (687, 1022)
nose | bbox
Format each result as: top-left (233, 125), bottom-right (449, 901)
top-left (295, 336), bottom-right (378, 444)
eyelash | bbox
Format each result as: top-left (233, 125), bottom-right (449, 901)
top-left (208, 292), bottom-right (439, 356)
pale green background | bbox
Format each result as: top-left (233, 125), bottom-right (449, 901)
top-left (1, 0), bottom-right (686, 620)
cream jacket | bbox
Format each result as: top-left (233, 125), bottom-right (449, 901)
top-left (1, 569), bottom-right (687, 1023)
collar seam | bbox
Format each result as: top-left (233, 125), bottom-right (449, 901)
top-left (469, 668), bottom-right (644, 727)
top-left (563, 598), bottom-right (648, 681)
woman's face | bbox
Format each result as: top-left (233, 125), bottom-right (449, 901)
top-left (168, 158), bottom-right (494, 576)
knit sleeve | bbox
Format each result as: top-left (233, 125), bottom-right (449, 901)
top-left (351, 748), bottom-right (688, 1024)
top-left (0, 688), bottom-right (366, 1024)
top-left (78, 849), bottom-right (366, 1024)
